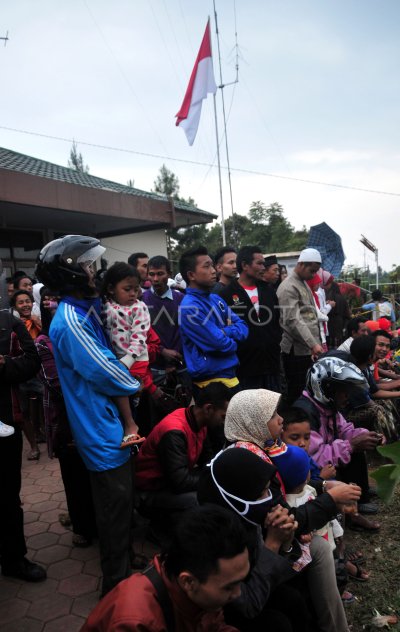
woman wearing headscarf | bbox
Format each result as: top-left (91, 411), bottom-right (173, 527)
top-left (198, 447), bottom-right (309, 632)
top-left (224, 389), bottom-right (356, 632)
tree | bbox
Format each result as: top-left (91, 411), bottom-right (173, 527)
top-left (126, 178), bottom-right (135, 188)
top-left (68, 141), bottom-right (89, 174)
top-left (153, 164), bottom-right (180, 198)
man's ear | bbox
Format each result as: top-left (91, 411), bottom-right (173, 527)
top-left (187, 270), bottom-right (195, 283)
top-left (177, 571), bottom-right (199, 596)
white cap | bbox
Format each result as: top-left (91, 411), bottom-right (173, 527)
top-left (298, 248), bottom-right (322, 263)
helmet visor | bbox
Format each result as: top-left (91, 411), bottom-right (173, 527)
top-left (77, 245), bottom-right (106, 267)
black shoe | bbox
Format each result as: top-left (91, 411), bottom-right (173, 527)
top-left (2, 557), bottom-right (47, 582)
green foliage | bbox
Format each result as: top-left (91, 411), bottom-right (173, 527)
top-left (68, 141), bottom-right (89, 174)
top-left (370, 442), bottom-right (400, 503)
top-left (153, 164), bottom-right (180, 198)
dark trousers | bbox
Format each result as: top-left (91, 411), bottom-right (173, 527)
top-left (337, 450), bottom-right (370, 503)
top-left (0, 427), bottom-right (27, 566)
top-left (58, 446), bottom-right (97, 539)
top-left (89, 459), bottom-right (133, 596)
top-left (138, 489), bottom-right (198, 530)
top-left (282, 351), bottom-right (312, 405)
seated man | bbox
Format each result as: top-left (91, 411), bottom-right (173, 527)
top-left (135, 383), bottom-right (232, 532)
top-left (82, 505), bottom-right (249, 632)
top-left (372, 329), bottom-right (400, 381)
top-left (337, 316), bottom-right (368, 353)
top-left (347, 335), bottom-right (400, 441)
top-left (295, 356), bottom-right (382, 530)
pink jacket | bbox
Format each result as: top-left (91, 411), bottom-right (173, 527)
top-left (304, 391), bottom-right (368, 467)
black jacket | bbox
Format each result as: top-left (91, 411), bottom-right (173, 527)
top-left (220, 279), bottom-right (281, 377)
top-left (0, 310), bottom-right (41, 425)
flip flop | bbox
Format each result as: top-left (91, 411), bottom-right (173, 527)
top-left (27, 449), bottom-right (40, 461)
top-left (120, 434), bottom-right (146, 449)
top-left (342, 590), bottom-right (356, 605)
top-left (346, 560), bottom-right (370, 582)
top-left (345, 549), bottom-right (365, 564)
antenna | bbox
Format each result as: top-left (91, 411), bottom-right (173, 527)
top-left (0, 30), bottom-right (9, 46)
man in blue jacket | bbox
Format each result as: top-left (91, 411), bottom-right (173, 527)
top-left (179, 247), bottom-right (248, 398)
top-left (36, 235), bottom-right (140, 597)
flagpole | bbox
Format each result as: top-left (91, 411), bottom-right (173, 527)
top-left (213, 0), bottom-right (238, 248)
top-left (212, 92), bottom-right (226, 246)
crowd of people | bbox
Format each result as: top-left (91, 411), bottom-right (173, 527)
top-left (1, 236), bottom-right (400, 632)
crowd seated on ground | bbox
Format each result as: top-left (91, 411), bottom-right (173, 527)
top-left (1, 238), bottom-right (399, 631)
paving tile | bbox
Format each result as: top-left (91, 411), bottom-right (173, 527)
top-left (40, 484), bottom-right (64, 495)
top-left (70, 546), bottom-right (99, 562)
top-left (83, 558), bottom-right (102, 578)
top-left (49, 491), bottom-right (66, 502)
top-left (20, 484), bottom-right (39, 496)
top-left (24, 521), bottom-right (49, 537)
top-left (28, 593), bottom-right (72, 622)
top-left (0, 617), bottom-right (44, 631)
top-left (59, 573), bottom-right (98, 598)
top-left (34, 545), bottom-right (70, 565)
top-left (0, 598), bottom-right (30, 625)
top-left (25, 492), bottom-right (51, 505)
top-left (44, 461), bottom-right (60, 471)
top-left (23, 511), bottom-right (40, 525)
top-left (18, 577), bottom-right (58, 601)
top-left (47, 558), bottom-right (83, 580)
top-left (0, 578), bottom-right (20, 602)
top-left (27, 532), bottom-right (59, 550)
top-left (31, 500), bottom-right (60, 514)
top-left (43, 614), bottom-right (84, 632)
top-left (48, 522), bottom-right (69, 536)
top-left (39, 509), bottom-right (65, 524)
top-left (71, 590), bottom-right (99, 619)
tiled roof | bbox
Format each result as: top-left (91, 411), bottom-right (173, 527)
top-left (0, 147), bottom-right (215, 218)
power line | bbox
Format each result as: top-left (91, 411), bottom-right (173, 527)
top-left (1, 123), bottom-right (399, 198)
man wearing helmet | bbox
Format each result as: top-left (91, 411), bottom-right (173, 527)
top-left (295, 356), bottom-right (382, 529)
top-left (36, 235), bottom-right (141, 595)
top-left (277, 248), bottom-right (324, 404)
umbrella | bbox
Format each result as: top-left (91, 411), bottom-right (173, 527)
top-left (307, 222), bottom-right (345, 278)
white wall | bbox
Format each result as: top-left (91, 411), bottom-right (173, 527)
top-left (101, 229), bottom-right (167, 265)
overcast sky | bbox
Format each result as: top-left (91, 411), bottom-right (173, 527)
top-left (1, 0), bottom-right (399, 272)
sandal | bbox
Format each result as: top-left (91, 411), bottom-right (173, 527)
top-left (72, 534), bottom-right (92, 548)
top-left (27, 449), bottom-right (40, 461)
top-left (58, 513), bottom-right (72, 527)
top-left (345, 549), bottom-right (364, 564)
top-left (342, 590), bottom-right (356, 605)
top-left (346, 560), bottom-right (370, 582)
top-left (120, 434), bottom-right (146, 449)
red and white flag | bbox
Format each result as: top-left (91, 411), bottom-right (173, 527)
top-left (175, 19), bottom-right (217, 146)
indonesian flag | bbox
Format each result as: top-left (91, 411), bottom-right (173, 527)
top-left (175, 19), bottom-right (217, 145)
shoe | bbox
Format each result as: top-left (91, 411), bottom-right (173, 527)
top-left (2, 558), bottom-right (47, 582)
top-left (0, 421), bottom-right (15, 437)
top-left (358, 502), bottom-right (378, 515)
top-left (27, 449), bottom-right (40, 461)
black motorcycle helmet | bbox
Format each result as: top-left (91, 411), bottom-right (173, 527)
top-left (35, 235), bottom-right (105, 294)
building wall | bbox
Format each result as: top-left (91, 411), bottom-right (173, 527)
top-left (101, 229), bottom-right (168, 265)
